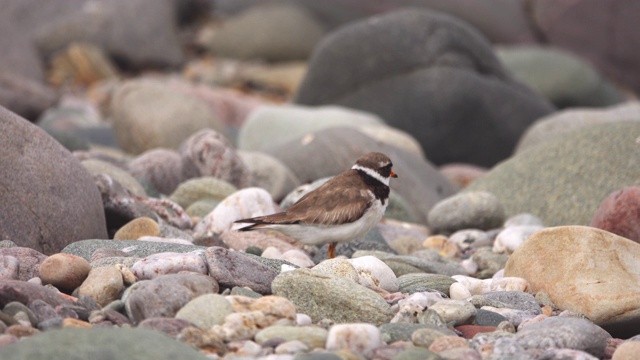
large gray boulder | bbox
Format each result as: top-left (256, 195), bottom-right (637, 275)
top-left (295, 9), bottom-right (554, 167)
top-left (0, 106), bottom-right (108, 254)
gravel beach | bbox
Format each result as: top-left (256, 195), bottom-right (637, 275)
top-left (0, 1), bottom-right (639, 359)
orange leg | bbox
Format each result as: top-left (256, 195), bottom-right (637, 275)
top-left (328, 242), bottom-right (337, 259)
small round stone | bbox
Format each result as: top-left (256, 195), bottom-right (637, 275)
top-left (38, 253), bottom-right (91, 291)
top-left (428, 335), bottom-right (470, 353)
top-left (175, 294), bottom-right (232, 329)
top-left (428, 300), bottom-right (477, 326)
top-left (76, 266), bottom-right (125, 307)
top-left (113, 217), bottom-right (160, 240)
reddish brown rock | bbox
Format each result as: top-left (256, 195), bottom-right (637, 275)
top-left (455, 325), bottom-right (497, 339)
top-left (0, 248), bottom-right (47, 281)
top-left (590, 186), bottom-right (640, 243)
top-left (0, 280), bottom-right (73, 308)
top-left (38, 253), bottom-right (91, 291)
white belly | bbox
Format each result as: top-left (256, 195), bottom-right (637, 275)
top-left (266, 200), bottom-right (386, 245)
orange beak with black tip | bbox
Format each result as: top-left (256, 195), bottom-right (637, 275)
top-left (391, 170), bottom-right (398, 178)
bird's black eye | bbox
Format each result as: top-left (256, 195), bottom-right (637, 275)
top-left (379, 163), bottom-right (392, 177)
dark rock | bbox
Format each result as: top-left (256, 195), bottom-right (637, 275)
top-left (123, 273), bottom-right (218, 324)
top-left (0, 73), bottom-right (58, 121)
top-left (0, 107), bottom-right (108, 254)
top-left (295, 9), bottom-right (554, 167)
top-left (0, 280), bottom-right (72, 308)
top-left (204, 246), bottom-right (278, 295)
top-left (474, 309), bottom-right (509, 327)
top-left (28, 300), bottom-right (59, 324)
top-left (138, 317), bottom-right (195, 338)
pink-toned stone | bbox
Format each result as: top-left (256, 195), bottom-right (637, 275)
top-left (455, 325), bottom-right (497, 339)
top-left (428, 335), bottom-right (470, 353)
top-left (439, 163), bottom-right (488, 189)
top-left (591, 186), bottom-right (640, 243)
top-left (0, 247), bottom-right (47, 281)
top-left (0, 280), bottom-right (73, 308)
top-left (38, 253), bottom-right (91, 291)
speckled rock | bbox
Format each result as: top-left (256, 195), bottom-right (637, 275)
top-left (180, 128), bottom-right (251, 188)
top-left (76, 266), bottom-right (124, 307)
top-left (505, 226), bottom-right (640, 337)
top-left (169, 177), bottom-right (238, 210)
top-left (0, 248), bottom-right (47, 281)
top-left (382, 253), bottom-right (466, 277)
top-left (272, 268), bottom-right (392, 325)
top-left (113, 217), bottom-right (161, 240)
top-left (205, 247), bottom-right (278, 295)
top-left (515, 317), bottom-right (610, 358)
top-left (429, 300), bottom-right (477, 326)
top-left (0, 106), bottom-right (107, 254)
top-left (0, 327), bottom-right (209, 360)
top-left (195, 188), bottom-right (279, 234)
top-left (128, 148), bottom-right (184, 195)
top-left (175, 294), bottom-right (232, 329)
top-left (398, 273), bottom-right (457, 295)
top-left (466, 122), bottom-right (640, 226)
top-left (482, 291), bottom-right (541, 315)
top-left (38, 253), bottom-right (90, 292)
top-left (131, 251), bottom-right (207, 280)
top-left (428, 191), bottom-right (505, 235)
top-left (255, 325), bottom-right (328, 349)
top-left (124, 273), bottom-right (219, 324)
top-left (61, 239), bottom-right (205, 261)
top-left (110, 79), bottom-right (223, 155)
top-left (381, 323), bottom-right (455, 344)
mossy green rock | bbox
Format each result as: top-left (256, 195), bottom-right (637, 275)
top-left (466, 122), bottom-right (640, 226)
top-left (0, 328), bottom-right (209, 360)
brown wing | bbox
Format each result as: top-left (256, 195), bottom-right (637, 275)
top-left (283, 170), bottom-right (373, 226)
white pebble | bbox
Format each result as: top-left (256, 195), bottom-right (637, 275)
top-left (296, 313), bottom-right (312, 326)
top-left (397, 291), bottom-right (445, 309)
top-left (449, 282), bottom-right (472, 300)
top-left (326, 323), bottom-right (382, 354)
top-left (449, 229), bottom-right (492, 250)
top-left (429, 299), bottom-right (477, 325)
top-left (281, 249), bottom-right (315, 268)
top-left (461, 258), bottom-right (478, 275)
top-left (137, 236), bottom-right (192, 245)
top-left (451, 275), bottom-right (529, 294)
top-left (131, 251), bottom-right (207, 280)
top-left (347, 256), bottom-right (399, 292)
top-left (492, 225), bottom-right (542, 254)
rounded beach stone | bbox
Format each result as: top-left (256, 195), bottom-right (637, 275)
top-left (514, 317), bottom-right (609, 358)
top-left (169, 177), bottom-right (238, 210)
top-left (271, 268), bottom-right (393, 325)
top-left (428, 191), bottom-right (505, 235)
top-left (313, 258), bottom-right (359, 283)
top-left (0, 106), bottom-right (107, 254)
top-left (466, 122), bottom-right (640, 227)
top-left (131, 251), bottom-right (208, 280)
top-left (179, 128), bottom-right (252, 188)
top-left (613, 341), bottom-right (640, 360)
top-left (398, 273), bottom-right (457, 295)
top-left (0, 327), bottom-right (209, 360)
top-left (492, 225), bottom-right (543, 254)
top-left (428, 300), bottom-right (477, 326)
top-left (38, 253), bottom-right (91, 292)
top-left (255, 325), bottom-right (328, 349)
top-left (76, 266), bottom-right (124, 307)
top-left (590, 186), bottom-right (640, 243)
top-left (326, 323), bottom-right (382, 355)
top-left (82, 159), bottom-right (147, 197)
top-left (195, 188), bottom-right (279, 234)
top-left (346, 256), bottom-right (399, 292)
top-left (205, 3), bottom-right (324, 62)
top-left (428, 335), bottom-right (470, 353)
top-left (205, 246), bottom-right (279, 295)
top-left (113, 217), bottom-right (160, 240)
top-left (238, 151), bottom-right (301, 202)
top-left (137, 317), bottom-right (194, 339)
top-left (482, 291), bottom-right (541, 315)
top-left (175, 293), bottom-right (232, 329)
top-left (504, 225), bottom-right (640, 338)
top-left (128, 148), bottom-right (184, 195)
top-left (110, 79), bottom-right (223, 155)
top-left (124, 273), bottom-right (219, 324)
